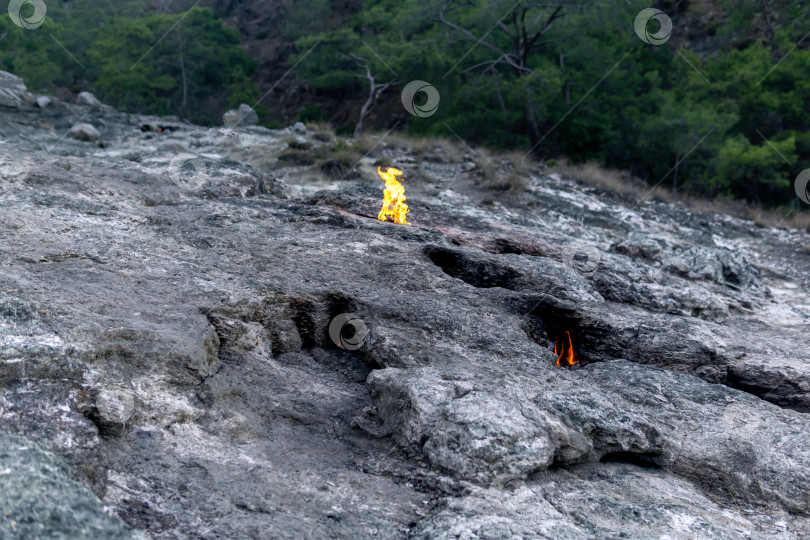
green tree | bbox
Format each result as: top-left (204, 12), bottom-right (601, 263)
top-left (713, 134), bottom-right (795, 204)
top-left (293, 2), bottom-right (448, 135)
top-left (0, 17), bottom-right (65, 90)
top-left (85, 7), bottom-right (258, 123)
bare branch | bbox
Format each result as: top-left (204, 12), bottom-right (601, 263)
top-left (461, 54), bottom-right (522, 74)
top-left (526, 4), bottom-right (562, 52)
top-left (348, 53), bottom-right (397, 136)
top-left (438, 7), bottom-right (505, 56)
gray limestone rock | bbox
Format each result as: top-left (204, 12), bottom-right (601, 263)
top-left (222, 103), bottom-right (259, 128)
top-left (0, 70), bottom-right (808, 538)
top-left (70, 122), bottom-right (101, 141)
top-left (0, 70), bottom-right (29, 108)
top-left (77, 91), bottom-right (103, 108)
top-left (0, 432), bottom-right (142, 539)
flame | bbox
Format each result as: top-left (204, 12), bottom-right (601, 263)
top-left (377, 166), bottom-right (410, 225)
top-left (554, 330), bottom-right (580, 367)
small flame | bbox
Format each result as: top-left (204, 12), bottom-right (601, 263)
top-left (554, 330), bottom-right (580, 367)
top-left (377, 166), bottom-right (410, 225)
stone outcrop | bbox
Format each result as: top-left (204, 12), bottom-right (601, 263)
top-left (223, 103), bottom-right (259, 128)
top-left (0, 74), bottom-right (809, 538)
top-left (0, 70), bottom-right (30, 108)
top-left (70, 122), bottom-right (101, 141)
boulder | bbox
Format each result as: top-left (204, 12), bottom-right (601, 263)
top-left (35, 96), bottom-right (51, 108)
top-left (69, 123), bottom-right (100, 142)
top-left (0, 70), bottom-right (29, 108)
top-left (238, 103), bottom-right (258, 125)
top-left (77, 91), bottom-right (103, 108)
top-left (222, 103), bottom-right (258, 128)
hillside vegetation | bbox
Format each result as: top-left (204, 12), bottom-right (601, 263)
top-left (3, 0), bottom-right (810, 211)
top-left (0, 1), bottom-right (259, 125)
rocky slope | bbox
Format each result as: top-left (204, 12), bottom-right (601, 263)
top-left (1, 76), bottom-right (810, 538)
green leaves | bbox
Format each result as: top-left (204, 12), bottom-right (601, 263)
top-left (3, 0), bottom-right (807, 207)
top-left (714, 134), bottom-right (795, 204)
top-left (2, 4), bottom-right (257, 125)
top-left (85, 7), bottom-right (257, 123)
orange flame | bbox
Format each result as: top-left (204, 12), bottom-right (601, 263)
top-left (377, 166), bottom-right (410, 225)
top-left (554, 330), bottom-right (580, 367)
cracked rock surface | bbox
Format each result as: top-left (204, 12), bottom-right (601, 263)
top-left (1, 89), bottom-right (809, 538)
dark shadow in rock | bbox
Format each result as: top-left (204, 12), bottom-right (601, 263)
top-left (289, 291), bottom-right (362, 350)
top-left (727, 359), bottom-right (810, 413)
top-left (522, 301), bottom-right (601, 367)
top-left (599, 451), bottom-right (662, 469)
top-left (425, 245), bottom-right (521, 289)
top-left (206, 290), bottom-right (372, 373)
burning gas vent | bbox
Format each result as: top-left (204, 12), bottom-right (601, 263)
top-left (554, 330), bottom-right (580, 368)
top-left (522, 313), bottom-right (589, 369)
top-left (377, 166), bottom-right (410, 224)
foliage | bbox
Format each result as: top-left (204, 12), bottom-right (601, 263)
top-left (289, 0), bottom-right (810, 207)
top-left (1, 3), bottom-right (257, 125)
top-left (297, 104), bottom-right (328, 123)
top-left (3, 0), bottom-right (810, 207)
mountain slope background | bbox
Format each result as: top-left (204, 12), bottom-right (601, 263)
top-left (2, 0), bottom-right (810, 211)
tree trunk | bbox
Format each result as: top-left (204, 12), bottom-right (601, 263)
top-left (177, 27), bottom-right (188, 119)
top-left (354, 83), bottom-right (376, 137)
top-left (523, 79), bottom-right (542, 153)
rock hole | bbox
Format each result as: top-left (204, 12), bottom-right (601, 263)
top-left (425, 246), bottom-right (521, 289)
top-left (522, 312), bottom-right (594, 368)
top-left (288, 297), bottom-right (320, 349)
top-left (599, 451), bottom-right (662, 469)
